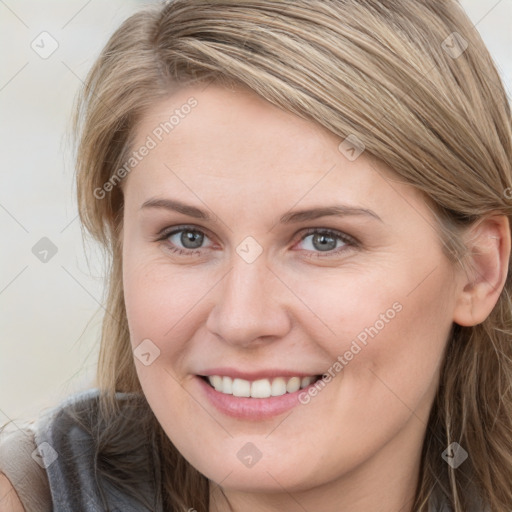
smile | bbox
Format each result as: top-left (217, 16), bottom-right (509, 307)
top-left (203, 375), bottom-right (322, 398)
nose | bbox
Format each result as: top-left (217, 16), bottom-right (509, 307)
top-left (205, 254), bottom-right (292, 348)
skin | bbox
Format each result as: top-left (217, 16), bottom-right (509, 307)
top-left (121, 83), bottom-right (509, 512)
top-left (0, 474), bottom-right (25, 512)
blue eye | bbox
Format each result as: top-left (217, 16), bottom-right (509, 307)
top-left (156, 226), bottom-right (356, 258)
top-left (294, 228), bottom-right (356, 258)
top-left (159, 226), bottom-right (212, 256)
top-left (169, 229), bottom-right (207, 250)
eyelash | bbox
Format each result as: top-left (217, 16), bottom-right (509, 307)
top-left (155, 225), bottom-right (358, 259)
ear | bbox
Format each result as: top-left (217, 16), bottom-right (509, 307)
top-left (453, 214), bottom-right (511, 326)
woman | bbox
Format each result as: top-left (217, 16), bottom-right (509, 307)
top-left (1, 1), bottom-right (511, 511)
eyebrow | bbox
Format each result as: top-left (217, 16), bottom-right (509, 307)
top-left (140, 197), bottom-right (383, 223)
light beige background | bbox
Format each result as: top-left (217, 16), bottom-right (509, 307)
top-left (1, 0), bottom-right (511, 424)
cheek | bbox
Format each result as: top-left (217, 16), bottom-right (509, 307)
top-left (279, 266), bottom-right (411, 360)
top-left (122, 251), bottom-right (210, 348)
top-left (325, 266), bottom-right (455, 428)
top-left (122, 254), bottom-right (205, 445)
top-left (292, 262), bottom-right (454, 413)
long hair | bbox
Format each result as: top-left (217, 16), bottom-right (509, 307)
top-left (73, 1), bottom-right (512, 510)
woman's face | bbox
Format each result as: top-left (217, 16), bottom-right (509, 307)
top-left (121, 83), bottom-right (463, 505)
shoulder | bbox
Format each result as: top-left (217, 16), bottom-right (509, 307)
top-left (0, 421), bottom-right (51, 512)
top-left (1, 389), bottom-right (161, 512)
top-left (0, 388), bottom-right (137, 512)
top-left (0, 474), bottom-right (25, 512)
top-left (34, 387), bottom-right (149, 453)
top-left (35, 388), bottom-right (162, 511)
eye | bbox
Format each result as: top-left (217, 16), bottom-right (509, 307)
top-left (156, 225), bottom-right (357, 259)
top-left (295, 228), bottom-right (356, 258)
top-left (157, 225), bottom-right (213, 256)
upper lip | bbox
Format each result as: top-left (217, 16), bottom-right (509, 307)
top-left (198, 368), bottom-right (322, 381)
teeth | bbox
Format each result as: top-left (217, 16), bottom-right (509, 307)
top-left (286, 376), bottom-right (301, 393)
top-left (222, 376), bottom-right (233, 394)
top-left (251, 379), bottom-right (271, 398)
top-left (301, 376), bottom-right (314, 388)
top-left (271, 377), bottom-right (287, 397)
top-left (210, 375), bottom-right (223, 391)
top-left (206, 375), bottom-right (317, 398)
top-left (232, 378), bottom-right (251, 397)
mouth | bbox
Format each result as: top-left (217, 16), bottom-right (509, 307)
top-left (199, 374), bottom-right (323, 399)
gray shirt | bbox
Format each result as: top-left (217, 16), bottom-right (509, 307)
top-left (1, 388), bottom-right (163, 511)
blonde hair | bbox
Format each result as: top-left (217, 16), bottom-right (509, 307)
top-left (73, 1), bottom-right (512, 510)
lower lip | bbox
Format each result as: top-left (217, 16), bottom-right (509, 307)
top-left (195, 376), bottom-right (318, 421)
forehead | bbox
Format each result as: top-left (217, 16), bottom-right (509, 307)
top-left (131, 83), bottom-right (342, 173)
top-left (124, 83), bottom-right (424, 220)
